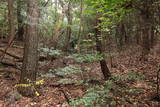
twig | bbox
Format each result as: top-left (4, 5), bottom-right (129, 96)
top-left (59, 89), bottom-right (71, 105)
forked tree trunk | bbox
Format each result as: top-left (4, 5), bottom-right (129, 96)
top-left (18, 0), bottom-right (39, 97)
top-left (94, 15), bottom-right (111, 80)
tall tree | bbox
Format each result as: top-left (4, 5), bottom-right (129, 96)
top-left (64, 1), bottom-right (72, 51)
top-left (18, 0), bottom-right (39, 96)
top-left (8, 0), bottom-right (15, 42)
top-left (77, 0), bottom-right (83, 53)
top-left (0, 0), bottom-right (15, 60)
top-left (94, 15), bottom-right (111, 80)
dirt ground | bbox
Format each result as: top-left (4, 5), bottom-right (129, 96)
top-left (0, 42), bottom-right (160, 107)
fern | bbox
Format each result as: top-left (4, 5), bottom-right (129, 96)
top-left (40, 48), bottom-right (62, 56)
top-left (70, 81), bottom-right (116, 107)
top-left (54, 65), bottom-right (86, 76)
top-left (67, 53), bottom-right (104, 63)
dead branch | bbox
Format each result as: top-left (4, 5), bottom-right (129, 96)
top-left (59, 89), bottom-right (71, 105)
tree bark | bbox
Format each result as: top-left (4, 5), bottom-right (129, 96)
top-left (116, 22), bottom-right (125, 50)
top-left (64, 1), bottom-right (72, 51)
top-left (77, 0), bottom-right (83, 53)
top-left (0, 0), bottom-right (15, 60)
top-left (140, 5), bottom-right (151, 58)
top-left (18, 0), bottom-right (39, 97)
top-left (8, 0), bottom-right (15, 43)
top-left (94, 15), bottom-right (111, 80)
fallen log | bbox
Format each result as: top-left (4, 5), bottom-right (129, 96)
top-left (0, 49), bottom-right (22, 59)
top-left (0, 61), bottom-right (15, 67)
top-left (0, 60), bottom-right (21, 70)
top-left (0, 48), bottom-right (57, 63)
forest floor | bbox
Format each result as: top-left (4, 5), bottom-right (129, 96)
top-left (0, 41), bottom-right (160, 107)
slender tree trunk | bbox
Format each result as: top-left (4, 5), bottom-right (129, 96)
top-left (123, 24), bottom-right (128, 44)
top-left (135, 22), bottom-right (140, 45)
top-left (77, 0), bottom-right (83, 53)
top-left (94, 15), bottom-right (111, 80)
top-left (140, 10), bottom-right (151, 58)
top-left (17, 0), bottom-right (24, 41)
top-left (8, 0), bottom-right (15, 42)
top-left (64, 2), bottom-right (72, 51)
top-left (116, 22), bottom-right (125, 50)
top-left (150, 25), bottom-right (155, 48)
top-left (52, 0), bottom-right (63, 49)
top-left (18, 0), bottom-right (39, 97)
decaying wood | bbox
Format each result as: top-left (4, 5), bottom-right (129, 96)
top-left (0, 49), bottom-right (22, 59)
top-left (0, 60), bottom-right (16, 67)
top-left (0, 60), bottom-right (21, 70)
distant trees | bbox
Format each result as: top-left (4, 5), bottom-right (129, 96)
top-left (136, 0), bottom-right (155, 59)
top-left (0, 0), bottom-right (16, 60)
top-left (18, 0), bottom-right (39, 96)
top-left (17, 0), bottom-right (25, 41)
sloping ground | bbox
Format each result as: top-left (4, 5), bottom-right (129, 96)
top-left (110, 49), bottom-right (160, 107)
top-left (0, 44), bottom-right (160, 107)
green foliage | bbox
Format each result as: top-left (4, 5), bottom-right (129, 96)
top-left (85, 0), bottom-right (133, 30)
top-left (55, 65), bottom-right (84, 76)
top-left (69, 70), bottom-right (145, 107)
top-left (70, 81), bottom-right (116, 107)
top-left (40, 73), bottom-right (56, 78)
top-left (112, 70), bottom-right (144, 82)
top-left (126, 70), bottom-right (144, 81)
top-left (67, 53), bottom-right (104, 63)
top-left (40, 48), bottom-right (62, 56)
top-left (57, 78), bottom-right (84, 85)
top-left (42, 65), bottom-right (86, 84)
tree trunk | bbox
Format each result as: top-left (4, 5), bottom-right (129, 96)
top-left (116, 22), bottom-right (125, 50)
top-left (8, 0), bottom-right (15, 41)
top-left (150, 25), bottom-right (155, 48)
top-left (52, 0), bottom-right (63, 49)
top-left (64, 2), bottom-right (72, 51)
top-left (140, 9), bottom-right (151, 58)
top-left (77, 0), bottom-right (83, 53)
top-left (18, 0), bottom-right (39, 97)
top-left (140, 0), bottom-right (155, 59)
top-left (94, 15), bottom-right (111, 80)
top-left (17, 0), bottom-right (24, 41)
top-left (0, 0), bottom-right (15, 60)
